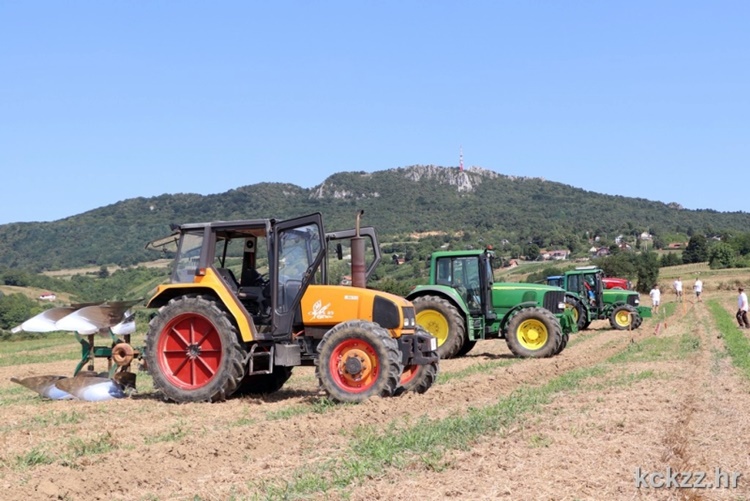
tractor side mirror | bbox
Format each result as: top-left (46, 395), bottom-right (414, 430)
top-left (336, 243), bottom-right (343, 260)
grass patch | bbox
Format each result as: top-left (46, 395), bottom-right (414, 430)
top-left (265, 397), bottom-right (340, 421)
top-left (14, 447), bottom-right (56, 468)
top-left (707, 299), bottom-right (750, 382)
top-left (251, 365), bottom-right (605, 499)
top-left (608, 331), bottom-right (700, 364)
top-left (586, 369), bottom-right (660, 392)
top-left (437, 359), bottom-right (515, 384)
top-left (144, 423), bottom-right (187, 444)
top-left (32, 410), bottom-right (86, 427)
top-left (67, 432), bottom-right (119, 458)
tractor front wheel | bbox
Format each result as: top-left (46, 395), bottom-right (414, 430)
top-left (413, 295), bottom-right (465, 359)
top-left (145, 295), bottom-right (245, 403)
top-left (397, 326), bottom-right (439, 395)
top-left (316, 321), bottom-right (402, 403)
top-left (505, 307), bottom-right (561, 358)
top-left (610, 304), bottom-right (640, 330)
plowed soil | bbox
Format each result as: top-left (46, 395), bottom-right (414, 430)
top-left (2, 287), bottom-right (749, 500)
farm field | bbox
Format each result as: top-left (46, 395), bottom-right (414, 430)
top-left (1, 277), bottom-right (750, 500)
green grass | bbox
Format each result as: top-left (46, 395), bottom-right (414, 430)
top-left (144, 423), bottom-right (187, 444)
top-left (265, 397), bottom-right (340, 421)
top-left (67, 432), bottom-right (119, 458)
top-left (251, 365), bottom-right (606, 500)
top-left (707, 299), bottom-right (750, 382)
top-left (13, 447), bottom-right (56, 468)
top-left (608, 330), bottom-right (700, 364)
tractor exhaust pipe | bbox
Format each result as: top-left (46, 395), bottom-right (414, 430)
top-left (351, 210), bottom-right (366, 289)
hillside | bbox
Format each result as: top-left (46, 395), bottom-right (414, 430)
top-left (0, 165), bottom-right (748, 271)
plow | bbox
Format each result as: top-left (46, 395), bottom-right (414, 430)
top-left (10, 300), bottom-right (141, 401)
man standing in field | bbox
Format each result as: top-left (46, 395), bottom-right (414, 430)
top-left (737, 287), bottom-right (749, 328)
top-left (694, 278), bottom-right (703, 302)
top-left (673, 277), bottom-right (683, 301)
top-left (649, 284), bottom-right (661, 313)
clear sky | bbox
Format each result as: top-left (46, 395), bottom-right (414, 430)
top-left (1, 1), bottom-right (748, 225)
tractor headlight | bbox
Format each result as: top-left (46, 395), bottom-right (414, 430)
top-left (403, 306), bottom-right (416, 328)
top-left (558, 302), bottom-right (566, 311)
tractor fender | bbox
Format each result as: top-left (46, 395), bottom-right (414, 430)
top-left (407, 285), bottom-right (471, 319)
top-left (499, 301), bottom-right (540, 333)
top-left (146, 283), bottom-right (258, 342)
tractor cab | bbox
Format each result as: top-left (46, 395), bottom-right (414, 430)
top-left (433, 249), bottom-right (496, 320)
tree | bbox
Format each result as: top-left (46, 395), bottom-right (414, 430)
top-left (682, 235), bottom-right (709, 264)
top-left (708, 243), bottom-right (737, 269)
top-left (525, 244), bottom-right (540, 261)
top-left (0, 293), bottom-right (38, 330)
top-left (634, 251), bottom-right (660, 293)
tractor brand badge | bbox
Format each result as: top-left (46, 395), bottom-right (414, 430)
top-left (309, 299), bottom-right (334, 320)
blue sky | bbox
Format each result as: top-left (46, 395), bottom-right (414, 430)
top-left (1, 1), bottom-right (748, 225)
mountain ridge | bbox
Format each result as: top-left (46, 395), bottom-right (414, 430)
top-left (0, 165), bottom-right (746, 271)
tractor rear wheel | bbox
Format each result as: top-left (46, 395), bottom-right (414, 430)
top-left (505, 307), bottom-right (561, 358)
top-left (610, 304), bottom-right (639, 330)
top-left (455, 339), bottom-right (477, 357)
top-left (145, 295), bottom-right (245, 403)
top-left (565, 296), bottom-right (588, 331)
top-left (316, 320), bottom-right (402, 403)
top-left (413, 295), bottom-right (465, 359)
top-left (234, 367), bottom-right (293, 396)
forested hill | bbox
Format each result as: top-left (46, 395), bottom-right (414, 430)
top-left (1, 165), bottom-right (748, 271)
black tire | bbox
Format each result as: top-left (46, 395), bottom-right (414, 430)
top-left (316, 320), bottom-right (402, 403)
top-left (565, 295), bottom-right (588, 331)
top-left (397, 361), bottom-right (439, 395)
top-left (396, 326), bottom-right (439, 395)
top-left (555, 333), bottom-right (569, 354)
top-left (455, 339), bottom-right (477, 357)
top-left (609, 304), bottom-right (639, 330)
top-left (145, 295), bottom-right (246, 403)
top-left (234, 367), bottom-right (293, 396)
top-left (505, 307), bottom-right (561, 358)
top-left (413, 295), bottom-right (465, 359)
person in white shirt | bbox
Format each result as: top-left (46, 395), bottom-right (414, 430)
top-left (737, 287), bottom-right (749, 328)
top-left (649, 285), bottom-right (661, 313)
top-left (693, 279), bottom-right (703, 302)
top-left (673, 277), bottom-right (683, 301)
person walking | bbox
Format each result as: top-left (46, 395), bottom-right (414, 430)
top-left (673, 277), bottom-right (683, 301)
top-left (649, 284), bottom-right (661, 313)
top-left (737, 287), bottom-right (750, 328)
top-left (693, 278), bottom-right (703, 302)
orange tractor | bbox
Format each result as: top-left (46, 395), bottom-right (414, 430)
top-left (144, 212), bottom-right (438, 403)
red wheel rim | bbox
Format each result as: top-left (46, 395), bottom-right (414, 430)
top-left (328, 338), bottom-right (380, 394)
top-left (400, 365), bottom-right (418, 385)
top-left (157, 313), bottom-right (223, 390)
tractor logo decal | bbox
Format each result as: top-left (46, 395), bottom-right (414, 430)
top-left (309, 300), bottom-right (334, 320)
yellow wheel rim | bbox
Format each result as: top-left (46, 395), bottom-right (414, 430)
top-left (516, 319), bottom-right (548, 350)
top-left (416, 309), bottom-right (449, 348)
top-left (615, 310), bottom-right (631, 327)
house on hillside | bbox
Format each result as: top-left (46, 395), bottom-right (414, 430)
top-left (549, 249), bottom-right (569, 260)
top-left (39, 292), bottom-right (56, 301)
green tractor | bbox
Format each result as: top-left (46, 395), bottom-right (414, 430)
top-left (546, 266), bottom-right (652, 331)
top-left (406, 249), bottom-right (577, 359)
